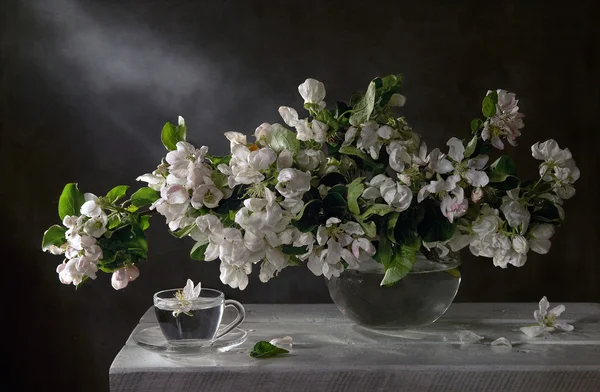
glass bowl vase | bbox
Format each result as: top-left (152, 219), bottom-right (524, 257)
top-left (326, 252), bottom-right (461, 331)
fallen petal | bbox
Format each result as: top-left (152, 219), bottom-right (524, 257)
top-left (520, 325), bottom-right (546, 337)
top-left (491, 337), bottom-right (512, 353)
top-left (491, 337), bottom-right (512, 348)
top-left (554, 322), bottom-right (574, 332)
top-left (269, 336), bottom-right (293, 349)
top-left (458, 330), bottom-right (484, 344)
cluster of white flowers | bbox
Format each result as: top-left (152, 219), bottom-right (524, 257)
top-left (53, 194), bottom-right (107, 286)
top-left (482, 89), bottom-right (525, 150)
top-left (464, 205), bottom-right (530, 268)
top-left (278, 79), bottom-right (328, 143)
top-left (43, 75), bottom-right (581, 293)
top-left (532, 139), bottom-right (580, 199)
top-left (414, 138), bottom-right (489, 223)
top-left (363, 174), bottom-right (413, 212)
top-left (50, 193), bottom-right (142, 289)
top-left (306, 218), bottom-right (376, 279)
top-left (137, 118), bottom-right (229, 232)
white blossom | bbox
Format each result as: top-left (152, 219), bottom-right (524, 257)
top-left (254, 122), bottom-right (271, 144)
top-left (191, 181), bottom-right (224, 209)
top-left (417, 174), bottom-right (460, 203)
top-left (482, 90), bottom-right (525, 150)
top-left (520, 296), bottom-right (573, 337)
top-left (165, 142), bottom-right (208, 179)
top-left (512, 235), bottom-right (529, 254)
top-left (349, 121), bottom-right (398, 160)
top-left (220, 263), bottom-right (252, 290)
top-left (224, 131), bottom-right (247, 149)
top-left (277, 150), bottom-right (294, 171)
top-left (387, 141), bottom-right (411, 173)
top-left (388, 93), bottom-right (406, 107)
top-left (427, 148), bottom-right (454, 174)
top-left (308, 218), bottom-right (366, 278)
top-left (296, 149), bottom-right (325, 171)
top-left (464, 155), bottom-right (490, 187)
top-left (446, 137), bottom-right (465, 162)
top-left (298, 78), bottom-right (326, 109)
top-left (172, 279), bottom-right (202, 317)
top-left (440, 187), bottom-right (468, 223)
top-left (80, 193), bottom-right (102, 218)
top-left (351, 238), bottom-right (376, 262)
top-left (380, 178), bottom-right (413, 212)
top-left (531, 139), bottom-right (579, 199)
top-left (276, 169), bottom-right (311, 199)
top-left (83, 215), bottom-right (108, 238)
top-left (528, 224), bottom-right (555, 254)
top-left (57, 259), bottom-right (85, 286)
top-left (500, 188), bottom-right (530, 233)
top-left (278, 107), bottom-right (327, 143)
top-left (219, 144), bottom-right (276, 187)
top-left (110, 265), bottom-right (140, 290)
top-left (472, 207), bottom-right (502, 237)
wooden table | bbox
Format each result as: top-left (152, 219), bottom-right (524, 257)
top-left (110, 303), bottom-right (600, 391)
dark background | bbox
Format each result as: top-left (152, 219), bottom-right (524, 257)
top-left (2, 0), bottom-right (599, 390)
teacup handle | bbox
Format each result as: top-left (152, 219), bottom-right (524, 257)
top-left (215, 299), bottom-right (245, 340)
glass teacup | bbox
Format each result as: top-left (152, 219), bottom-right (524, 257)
top-left (153, 288), bottom-right (245, 346)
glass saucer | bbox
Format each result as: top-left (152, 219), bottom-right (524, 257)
top-left (133, 325), bottom-right (248, 356)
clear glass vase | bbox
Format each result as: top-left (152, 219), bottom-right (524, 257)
top-left (326, 252), bottom-right (461, 331)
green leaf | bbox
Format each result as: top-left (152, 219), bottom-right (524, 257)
top-left (464, 135), bottom-right (478, 159)
top-left (360, 204), bottom-right (395, 220)
top-left (349, 81), bottom-right (376, 126)
top-left (418, 207), bottom-right (456, 243)
top-left (170, 224), bottom-right (195, 239)
top-left (322, 192), bottom-right (347, 219)
top-left (58, 183), bottom-right (86, 220)
top-left (107, 214), bottom-right (121, 230)
top-left (380, 232), bottom-right (420, 287)
top-left (130, 187), bottom-right (160, 208)
top-left (490, 155), bottom-right (517, 176)
top-left (293, 200), bottom-right (322, 232)
top-left (358, 220), bottom-right (377, 238)
top-left (329, 185), bottom-right (347, 196)
top-left (206, 154), bottom-right (232, 167)
top-left (373, 230), bottom-right (393, 266)
top-left (265, 124), bottom-right (300, 153)
top-left (532, 200), bottom-right (563, 223)
top-left (347, 178), bottom-right (365, 215)
top-left (282, 245), bottom-right (308, 255)
top-left (105, 185), bottom-right (129, 203)
top-left (41, 225), bottom-right (67, 251)
top-left (338, 146), bottom-right (384, 172)
top-left (381, 74), bottom-right (398, 90)
top-left (139, 215), bottom-right (151, 230)
top-left (487, 155), bottom-right (518, 187)
top-left (190, 242), bottom-right (209, 261)
top-left (211, 171), bottom-right (229, 189)
top-left (482, 90), bottom-right (498, 118)
top-left (98, 223), bottom-right (149, 264)
top-left (386, 212), bottom-right (400, 244)
top-left (471, 118), bottom-right (483, 132)
top-left (319, 172), bottom-right (347, 187)
top-left (249, 341), bottom-right (289, 359)
top-left (161, 121), bottom-right (186, 151)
